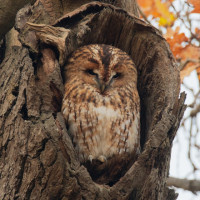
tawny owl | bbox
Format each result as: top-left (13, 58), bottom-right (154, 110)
top-left (62, 44), bottom-right (140, 185)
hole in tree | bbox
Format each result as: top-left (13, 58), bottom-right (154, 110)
top-left (20, 90), bottom-right (28, 120)
top-left (12, 86), bottom-right (19, 97)
top-left (20, 103), bottom-right (28, 120)
top-left (50, 82), bottom-right (63, 113)
top-left (0, 38), bottom-right (6, 65)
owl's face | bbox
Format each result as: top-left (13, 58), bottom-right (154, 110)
top-left (64, 44), bottom-right (137, 94)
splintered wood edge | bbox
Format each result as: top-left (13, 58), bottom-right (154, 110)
top-left (54, 1), bottom-right (163, 38)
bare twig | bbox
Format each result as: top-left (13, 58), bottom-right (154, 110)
top-left (179, 59), bottom-right (199, 71)
top-left (187, 90), bottom-right (200, 108)
top-left (190, 104), bottom-right (200, 117)
top-left (167, 177), bottom-right (200, 193)
top-left (188, 117), bottom-right (198, 171)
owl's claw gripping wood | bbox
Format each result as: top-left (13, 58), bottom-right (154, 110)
top-left (88, 155), bottom-right (93, 163)
top-left (98, 155), bottom-right (107, 163)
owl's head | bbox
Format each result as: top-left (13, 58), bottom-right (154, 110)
top-left (64, 44), bottom-right (137, 94)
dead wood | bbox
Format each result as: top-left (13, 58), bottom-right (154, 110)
top-left (0, 0), bottom-right (35, 40)
top-left (0, 1), bottom-right (186, 200)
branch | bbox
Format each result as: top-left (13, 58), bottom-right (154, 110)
top-left (190, 104), bottom-right (200, 118)
top-left (167, 177), bottom-right (200, 193)
top-left (179, 58), bottom-right (199, 71)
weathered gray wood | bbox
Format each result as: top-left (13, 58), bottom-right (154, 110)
top-left (0, 1), bottom-right (186, 200)
top-left (0, 0), bottom-right (35, 40)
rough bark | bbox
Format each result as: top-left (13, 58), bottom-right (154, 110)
top-left (0, 0), bottom-right (35, 40)
top-left (0, 1), bottom-right (186, 200)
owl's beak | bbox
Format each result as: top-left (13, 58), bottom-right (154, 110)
top-left (96, 77), bottom-right (110, 93)
top-left (100, 83), bottom-right (106, 93)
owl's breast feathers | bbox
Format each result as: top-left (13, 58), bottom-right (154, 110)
top-left (62, 87), bottom-right (140, 184)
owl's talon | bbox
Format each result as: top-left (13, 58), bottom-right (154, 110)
top-left (98, 155), bottom-right (107, 163)
top-left (88, 155), bottom-right (93, 163)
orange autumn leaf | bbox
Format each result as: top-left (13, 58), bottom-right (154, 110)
top-left (196, 66), bottom-right (200, 80)
top-left (165, 27), bottom-right (189, 57)
top-left (137, 0), bottom-right (175, 26)
top-left (155, 0), bottom-right (175, 26)
top-left (178, 45), bottom-right (200, 61)
top-left (165, 27), bottom-right (176, 38)
top-left (137, 0), bottom-right (153, 10)
top-left (137, 0), bottom-right (155, 16)
top-left (179, 46), bottom-right (200, 81)
top-left (165, 27), bottom-right (200, 81)
top-left (180, 63), bottom-right (199, 82)
top-left (159, 15), bottom-right (175, 26)
top-left (188, 0), bottom-right (200, 13)
top-left (138, 0), bottom-right (200, 81)
top-left (195, 28), bottom-right (200, 38)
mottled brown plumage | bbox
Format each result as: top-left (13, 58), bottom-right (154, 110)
top-left (62, 44), bottom-right (140, 185)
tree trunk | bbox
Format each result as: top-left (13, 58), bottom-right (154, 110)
top-left (0, 1), bottom-right (185, 200)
